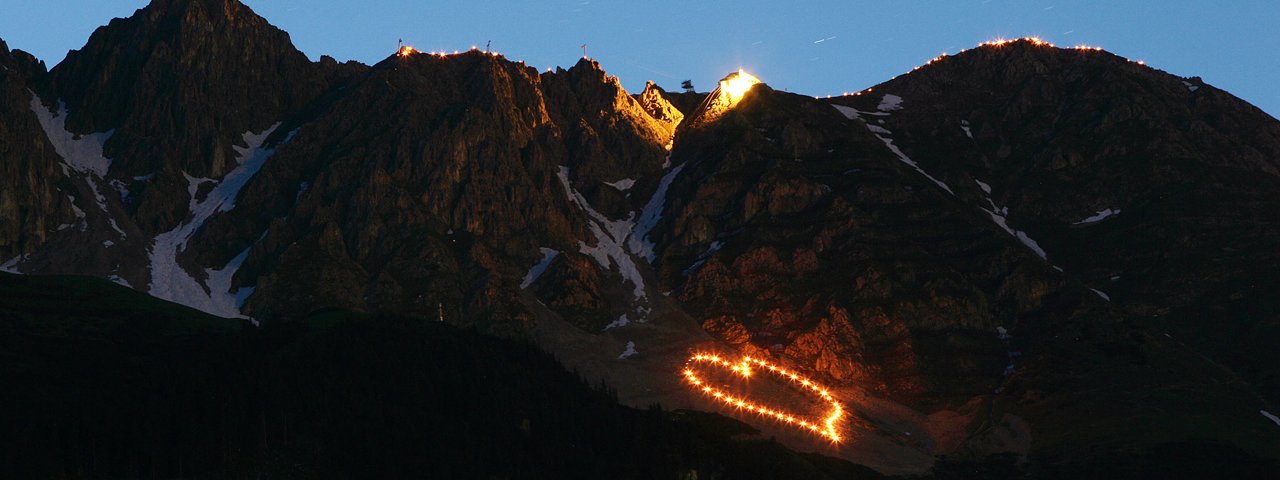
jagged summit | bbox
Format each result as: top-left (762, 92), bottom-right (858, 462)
top-left (635, 81), bottom-right (684, 140)
top-left (47, 0), bottom-right (319, 177)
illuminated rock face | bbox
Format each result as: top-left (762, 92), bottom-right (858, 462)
top-left (685, 69), bottom-right (761, 127)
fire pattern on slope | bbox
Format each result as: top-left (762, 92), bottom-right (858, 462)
top-left (682, 353), bottom-right (845, 443)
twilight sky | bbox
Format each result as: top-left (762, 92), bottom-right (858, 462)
top-left (3, 0), bottom-right (1278, 118)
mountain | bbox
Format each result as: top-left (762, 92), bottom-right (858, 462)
top-left (2, 1), bottom-right (1279, 475)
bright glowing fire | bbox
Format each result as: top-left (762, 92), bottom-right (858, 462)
top-left (720, 69), bottom-right (761, 104)
top-left (682, 353), bottom-right (845, 443)
top-left (398, 46), bottom-right (417, 57)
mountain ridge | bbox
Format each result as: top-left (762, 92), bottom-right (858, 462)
top-left (1, 3), bottom-right (1278, 475)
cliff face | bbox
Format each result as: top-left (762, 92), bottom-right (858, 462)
top-left (46, 0), bottom-right (360, 234)
top-left (0, 39), bottom-right (73, 263)
top-left (4, 5), bottom-right (1279, 473)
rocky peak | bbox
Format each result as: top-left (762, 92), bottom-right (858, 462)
top-left (635, 81), bottom-right (683, 141)
top-left (538, 57), bottom-right (672, 214)
top-left (0, 39), bottom-right (46, 81)
top-left (44, 0), bottom-right (348, 234)
top-left (0, 37), bottom-right (73, 262)
top-left (47, 0), bottom-right (322, 177)
top-left (683, 69), bottom-right (763, 129)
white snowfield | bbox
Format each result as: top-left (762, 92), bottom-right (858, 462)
top-left (149, 124), bottom-right (291, 320)
top-left (29, 93), bottom-right (113, 177)
top-left (30, 92), bottom-right (125, 238)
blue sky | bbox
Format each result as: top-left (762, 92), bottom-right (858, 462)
top-left (3, 1), bottom-right (1277, 118)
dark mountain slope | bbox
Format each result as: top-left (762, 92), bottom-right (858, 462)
top-left (832, 39), bottom-right (1280, 404)
top-left (0, 272), bottom-right (886, 480)
top-left (0, 39), bottom-right (75, 262)
top-left (655, 83), bottom-right (1056, 405)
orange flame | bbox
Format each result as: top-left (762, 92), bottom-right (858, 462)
top-left (682, 353), bottom-right (845, 443)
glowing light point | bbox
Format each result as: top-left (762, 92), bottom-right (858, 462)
top-left (720, 69), bottom-right (761, 104)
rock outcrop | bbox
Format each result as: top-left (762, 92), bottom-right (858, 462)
top-left (0, 39), bottom-right (72, 263)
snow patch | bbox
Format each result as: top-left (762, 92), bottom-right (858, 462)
top-left (110, 179), bottom-right (131, 204)
top-left (29, 93), bottom-right (113, 177)
top-left (148, 124), bottom-right (288, 318)
top-left (976, 185), bottom-right (1049, 260)
top-left (984, 209), bottom-right (1048, 259)
top-left (1090, 288), bottom-right (1111, 301)
top-left (203, 246), bottom-right (254, 319)
top-left (831, 104), bottom-right (860, 119)
top-left (1262, 410), bottom-right (1280, 427)
top-left (604, 313), bottom-right (630, 330)
top-left (106, 218), bottom-right (126, 238)
top-left (520, 247), bottom-right (560, 289)
top-left (682, 240), bottom-right (724, 276)
top-left (108, 274), bottom-right (131, 288)
top-left (555, 162), bottom-right (685, 312)
top-left (67, 195), bottom-right (86, 220)
top-left (618, 341), bottom-right (638, 359)
top-left (296, 181), bottom-right (310, 201)
top-left (630, 164), bottom-right (685, 262)
top-left (960, 120), bottom-right (973, 139)
top-left (836, 103), bottom-right (1051, 262)
top-left (876, 134), bottom-right (954, 195)
top-left (1074, 208), bottom-right (1120, 225)
top-left (877, 94), bottom-right (904, 111)
top-left (1182, 80), bottom-right (1199, 92)
top-left (997, 326), bottom-right (1011, 340)
top-left (1, 255), bottom-right (24, 273)
top-left (558, 167), bottom-right (648, 299)
top-left (605, 178), bottom-right (635, 191)
top-left (103, 240), bottom-right (114, 247)
top-left (974, 178), bottom-right (992, 194)
top-left (835, 103), bottom-right (955, 195)
top-left (866, 124), bottom-right (892, 135)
